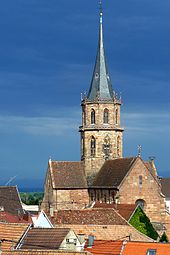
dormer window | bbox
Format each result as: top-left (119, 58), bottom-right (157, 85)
top-left (91, 109), bottom-right (95, 124)
top-left (103, 108), bottom-right (109, 124)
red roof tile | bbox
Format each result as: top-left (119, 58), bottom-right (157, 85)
top-left (50, 161), bottom-right (87, 189)
top-left (93, 202), bottom-right (137, 221)
top-left (0, 186), bottom-right (23, 215)
top-left (0, 211), bottom-right (32, 223)
top-left (85, 240), bottom-right (124, 255)
top-left (93, 158), bottom-right (136, 187)
top-left (122, 241), bottom-right (170, 255)
top-left (0, 222), bottom-right (30, 251)
top-left (20, 228), bottom-right (71, 250)
top-left (53, 208), bottom-right (128, 225)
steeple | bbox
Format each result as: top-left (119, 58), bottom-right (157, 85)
top-left (87, 2), bottom-right (113, 101)
top-left (80, 3), bottom-right (124, 186)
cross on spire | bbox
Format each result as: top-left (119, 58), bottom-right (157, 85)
top-left (99, 0), bottom-right (103, 23)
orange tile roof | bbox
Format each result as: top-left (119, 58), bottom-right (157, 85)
top-left (2, 251), bottom-right (91, 255)
top-left (85, 240), bottom-right (124, 255)
top-left (85, 240), bottom-right (170, 255)
top-left (122, 241), bottom-right (170, 255)
top-left (0, 222), bottom-right (30, 251)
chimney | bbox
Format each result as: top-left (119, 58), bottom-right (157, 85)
top-left (77, 231), bottom-right (86, 244)
top-left (0, 206), bottom-right (4, 212)
top-left (50, 206), bottom-right (54, 217)
top-left (88, 235), bottom-right (94, 248)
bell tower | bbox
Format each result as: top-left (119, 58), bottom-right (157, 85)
top-left (79, 3), bottom-right (124, 185)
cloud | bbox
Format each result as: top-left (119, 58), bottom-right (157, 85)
top-left (123, 111), bottom-right (170, 136)
top-left (0, 114), bottom-right (80, 136)
top-left (0, 107), bottom-right (169, 138)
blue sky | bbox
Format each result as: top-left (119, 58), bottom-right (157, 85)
top-left (0, 0), bottom-right (170, 188)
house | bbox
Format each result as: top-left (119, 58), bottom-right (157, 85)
top-left (0, 211), bottom-right (32, 224)
top-left (0, 186), bottom-right (23, 215)
top-left (85, 240), bottom-right (170, 255)
top-left (22, 204), bottom-right (39, 214)
top-left (85, 240), bottom-right (124, 255)
top-left (0, 222), bottom-right (30, 251)
top-left (16, 227), bottom-right (83, 252)
top-left (0, 186), bottom-right (33, 224)
top-left (52, 208), bottom-right (153, 242)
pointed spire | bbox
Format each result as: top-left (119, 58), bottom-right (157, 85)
top-left (87, 2), bottom-right (114, 101)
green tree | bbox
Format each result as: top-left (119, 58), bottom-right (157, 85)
top-left (20, 192), bottom-right (43, 205)
top-left (129, 206), bottom-right (159, 240)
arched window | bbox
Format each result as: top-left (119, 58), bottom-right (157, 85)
top-left (91, 109), bottom-right (95, 124)
top-left (82, 110), bottom-right (86, 126)
top-left (103, 108), bottom-right (109, 124)
top-left (115, 109), bottom-right (118, 124)
top-left (81, 134), bottom-right (84, 159)
top-left (136, 199), bottom-right (145, 209)
top-left (117, 136), bottom-right (120, 157)
top-left (139, 175), bottom-right (143, 187)
top-left (91, 136), bottom-right (96, 157)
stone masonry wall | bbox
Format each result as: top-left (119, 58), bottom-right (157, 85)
top-left (118, 157), bottom-right (166, 223)
top-left (56, 189), bottom-right (89, 210)
top-left (81, 101), bottom-right (123, 183)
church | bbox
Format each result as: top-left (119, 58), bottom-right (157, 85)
top-left (41, 4), bottom-right (170, 237)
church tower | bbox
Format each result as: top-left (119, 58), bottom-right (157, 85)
top-left (79, 4), bottom-right (124, 185)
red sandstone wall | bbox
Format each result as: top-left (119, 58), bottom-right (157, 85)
top-left (118, 158), bottom-right (166, 223)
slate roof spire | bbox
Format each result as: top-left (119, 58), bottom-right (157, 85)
top-left (87, 2), bottom-right (114, 101)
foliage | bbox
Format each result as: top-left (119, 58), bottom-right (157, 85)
top-left (20, 192), bottom-right (44, 205)
top-left (129, 206), bottom-right (159, 240)
top-left (160, 232), bottom-right (169, 243)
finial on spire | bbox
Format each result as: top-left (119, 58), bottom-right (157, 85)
top-left (99, 0), bottom-right (103, 24)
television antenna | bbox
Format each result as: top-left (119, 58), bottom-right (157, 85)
top-left (5, 176), bottom-right (17, 186)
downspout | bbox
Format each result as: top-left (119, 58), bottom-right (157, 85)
top-left (120, 240), bottom-right (127, 255)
